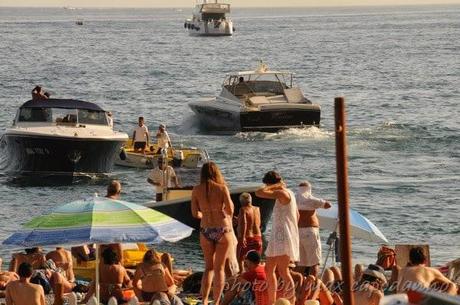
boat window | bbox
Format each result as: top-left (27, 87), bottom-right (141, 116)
top-left (52, 108), bottom-right (78, 124)
top-left (78, 109), bottom-right (108, 125)
top-left (18, 108), bottom-right (52, 122)
top-left (202, 13), bottom-right (225, 21)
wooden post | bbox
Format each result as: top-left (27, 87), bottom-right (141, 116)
top-left (334, 97), bottom-right (354, 305)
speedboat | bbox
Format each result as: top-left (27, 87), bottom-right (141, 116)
top-left (184, 0), bottom-right (233, 36)
top-left (115, 140), bottom-right (209, 169)
top-left (189, 62), bottom-right (321, 132)
top-left (144, 185), bottom-right (275, 233)
top-left (1, 98), bottom-right (128, 178)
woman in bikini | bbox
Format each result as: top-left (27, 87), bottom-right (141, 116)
top-left (191, 162), bottom-right (234, 305)
top-left (133, 249), bottom-right (182, 304)
top-left (82, 247), bottom-right (131, 304)
top-left (256, 171), bottom-right (299, 305)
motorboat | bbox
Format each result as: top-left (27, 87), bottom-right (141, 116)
top-left (184, 0), bottom-right (233, 36)
top-left (1, 99), bottom-right (128, 178)
top-left (115, 140), bottom-right (209, 169)
top-left (143, 185), bottom-right (275, 233)
top-left (189, 62), bottom-right (321, 132)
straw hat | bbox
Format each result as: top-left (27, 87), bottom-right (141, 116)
top-left (304, 301), bottom-right (320, 305)
top-left (274, 298), bottom-right (291, 305)
top-left (363, 264), bottom-right (387, 284)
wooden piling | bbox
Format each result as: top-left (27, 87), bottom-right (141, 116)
top-left (334, 97), bottom-right (354, 305)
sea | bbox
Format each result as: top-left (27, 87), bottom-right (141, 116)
top-left (0, 5), bottom-right (458, 270)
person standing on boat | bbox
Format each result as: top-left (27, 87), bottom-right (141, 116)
top-left (147, 157), bottom-right (179, 202)
top-left (156, 124), bottom-right (172, 153)
top-left (255, 171), bottom-right (299, 305)
top-left (132, 116), bottom-right (150, 153)
top-left (31, 86), bottom-right (48, 101)
top-left (191, 162), bottom-right (234, 305)
top-left (296, 180), bottom-right (331, 277)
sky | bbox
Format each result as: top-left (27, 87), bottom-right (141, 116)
top-left (1, 0), bottom-right (460, 7)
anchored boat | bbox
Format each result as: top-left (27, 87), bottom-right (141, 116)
top-left (189, 62), bottom-right (321, 132)
top-left (144, 185), bottom-right (275, 233)
top-left (1, 99), bottom-right (128, 178)
top-left (115, 141), bottom-right (209, 169)
top-left (184, 0), bottom-right (233, 36)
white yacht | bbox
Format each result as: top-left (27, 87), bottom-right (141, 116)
top-left (184, 1), bottom-right (233, 36)
top-left (189, 62), bottom-right (321, 132)
top-left (1, 98), bottom-right (128, 178)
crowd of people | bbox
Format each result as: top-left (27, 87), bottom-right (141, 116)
top-left (1, 162), bottom-right (458, 305)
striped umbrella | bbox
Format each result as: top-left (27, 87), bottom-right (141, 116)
top-left (3, 195), bottom-right (193, 247)
top-left (2, 195), bottom-right (193, 304)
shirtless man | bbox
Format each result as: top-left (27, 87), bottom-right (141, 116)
top-left (5, 262), bottom-right (45, 305)
top-left (398, 247), bottom-right (457, 303)
top-left (103, 180), bottom-right (124, 262)
top-left (45, 247), bottom-right (75, 282)
top-left (353, 264), bottom-right (386, 305)
top-left (236, 192), bottom-right (262, 271)
top-left (9, 247), bottom-right (46, 273)
top-left (296, 181), bottom-right (331, 276)
top-left (31, 86), bottom-right (48, 101)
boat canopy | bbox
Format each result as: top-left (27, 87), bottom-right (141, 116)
top-left (20, 99), bottom-right (105, 112)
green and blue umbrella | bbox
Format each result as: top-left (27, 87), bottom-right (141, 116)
top-left (3, 194), bottom-right (193, 247)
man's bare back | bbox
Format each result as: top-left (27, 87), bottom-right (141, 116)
top-left (398, 265), bottom-right (457, 294)
top-left (46, 247), bottom-right (74, 281)
top-left (238, 206), bottom-right (261, 238)
top-left (6, 280), bottom-right (45, 305)
top-left (354, 284), bottom-right (383, 305)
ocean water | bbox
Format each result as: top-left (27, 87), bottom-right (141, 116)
top-left (0, 5), bottom-right (459, 269)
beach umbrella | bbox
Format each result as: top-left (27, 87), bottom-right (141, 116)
top-left (3, 194), bottom-right (194, 304)
top-left (317, 204), bottom-right (388, 243)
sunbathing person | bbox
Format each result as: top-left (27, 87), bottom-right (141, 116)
top-left (5, 262), bottom-right (45, 305)
top-left (236, 192), bottom-right (262, 272)
top-left (0, 259), bottom-right (18, 298)
top-left (397, 247), bottom-right (457, 303)
top-left (71, 244), bottom-right (96, 263)
top-left (297, 275), bottom-right (336, 305)
top-left (83, 247), bottom-right (132, 304)
top-left (45, 247), bottom-right (74, 282)
top-left (133, 249), bottom-right (183, 304)
top-left (353, 264), bottom-right (386, 305)
top-left (9, 247), bottom-right (46, 273)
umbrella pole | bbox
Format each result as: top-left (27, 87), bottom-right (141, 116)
top-left (335, 97), bottom-right (354, 305)
top-left (95, 244), bottom-right (100, 304)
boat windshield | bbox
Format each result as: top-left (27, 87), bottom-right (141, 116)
top-left (17, 107), bottom-right (108, 126)
top-left (223, 73), bottom-right (293, 97)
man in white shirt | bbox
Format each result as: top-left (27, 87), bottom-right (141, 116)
top-left (296, 181), bottom-right (331, 277)
top-left (156, 124), bottom-right (172, 153)
top-left (147, 157), bottom-right (179, 202)
top-left (132, 117), bottom-right (149, 153)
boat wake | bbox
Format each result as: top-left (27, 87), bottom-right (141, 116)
top-left (235, 126), bottom-right (333, 141)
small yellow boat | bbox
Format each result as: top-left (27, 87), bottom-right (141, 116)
top-left (115, 139), bottom-right (209, 169)
top-left (73, 243), bottom-right (150, 281)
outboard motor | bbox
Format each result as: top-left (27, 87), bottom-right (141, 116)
top-left (173, 150), bottom-right (184, 167)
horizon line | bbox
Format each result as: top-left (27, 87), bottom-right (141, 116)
top-left (1, 3), bottom-right (459, 8)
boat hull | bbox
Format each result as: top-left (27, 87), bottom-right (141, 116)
top-left (144, 186), bottom-right (275, 233)
top-left (189, 102), bottom-right (321, 132)
top-left (2, 133), bottom-right (125, 177)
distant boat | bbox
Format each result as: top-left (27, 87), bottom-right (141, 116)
top-left (184, 0), bottom-right (233, 36)
top-left (76, 19), bottom-right (83, 26)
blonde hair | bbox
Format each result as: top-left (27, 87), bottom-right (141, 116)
top-left (239, 192), bottom-right (252, 205)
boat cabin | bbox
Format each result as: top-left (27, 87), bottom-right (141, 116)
top-left (193, 2), bottom-right (230, 22)
top-left (223, 71), bottom-right (295, 98)
top-left (14, 99), bottom-right (110, 127)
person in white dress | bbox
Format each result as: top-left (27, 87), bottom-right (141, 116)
top-left (255, 171), bottom-right (299, 305)
top-left (156, 124), bottom-right (172, 153)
